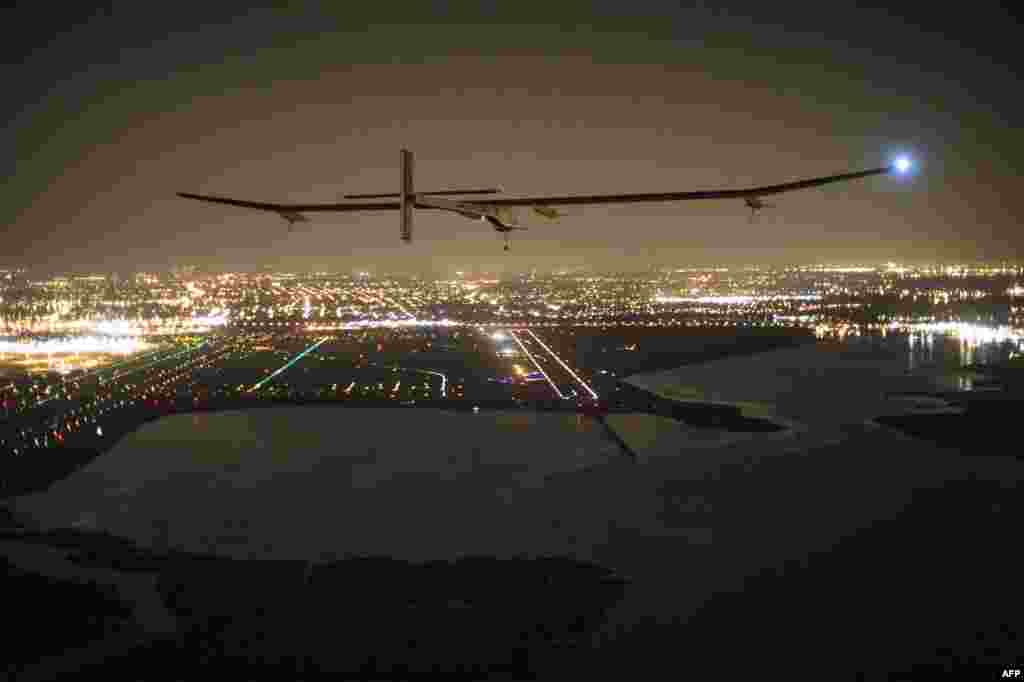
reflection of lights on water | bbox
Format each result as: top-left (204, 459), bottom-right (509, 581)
top-left (905, 322), bottom-right (1023, 346)
top-left (896, 322), bottom-right (1024, 373)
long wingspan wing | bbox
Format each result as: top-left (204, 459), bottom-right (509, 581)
top-left (465, 166), bottom-right (893, 208)
top-left (176, 193), bottom-right (400, 212)
top-left (177, 166), bottom-right (890, 213)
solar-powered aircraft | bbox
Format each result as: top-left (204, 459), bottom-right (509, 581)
top-left (178, 150), bottom-right (914, 250)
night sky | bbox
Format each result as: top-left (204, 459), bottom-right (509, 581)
top-left (4, 2), bottom-right (1021, 275)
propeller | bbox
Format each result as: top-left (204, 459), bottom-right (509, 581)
top-left (531, 205), bottom-right (565, 220)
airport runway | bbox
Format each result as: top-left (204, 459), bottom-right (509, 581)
top-left (508, 328), bottom-right (599, 402)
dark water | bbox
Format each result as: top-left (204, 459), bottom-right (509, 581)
top-left (853, 325), bottom-right (1022, 390)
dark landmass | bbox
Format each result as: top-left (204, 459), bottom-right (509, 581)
top-left (3, 477), bottom-right (1019, 679)
top-left (2, 555), bottom-right (136, 679)
top-left (3, 538), bottom-right (628, 680)
top-left (1, 383), bottom-right (785, 499)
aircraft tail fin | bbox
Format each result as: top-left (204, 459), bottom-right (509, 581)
top-left (400, 149), bottom-right (414, 243)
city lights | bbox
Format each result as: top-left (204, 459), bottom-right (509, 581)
top-left (1, 264), bottom-right (1021, 462)
top-left (0, 335), bottom-right (152, 355)
top-left (653, 294), bottom-right (822, 304)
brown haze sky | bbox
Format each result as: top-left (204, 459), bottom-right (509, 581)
top-left (4, 2), bottom-right (1021, 275)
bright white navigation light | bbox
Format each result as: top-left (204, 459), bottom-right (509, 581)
top-left (894, 157), bottom-right (912, 174)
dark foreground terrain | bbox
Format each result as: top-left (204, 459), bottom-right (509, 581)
top-left (877, 397), bottom-right (1024, 455)
top-left (3, 472), bottom-right (1020, 680)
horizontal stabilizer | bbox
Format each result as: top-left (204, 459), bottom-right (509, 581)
top-left (345, 188), bottom-right (502, 199)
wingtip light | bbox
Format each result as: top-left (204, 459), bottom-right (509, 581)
top-left (893, 157), bottom-right (913, 174)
